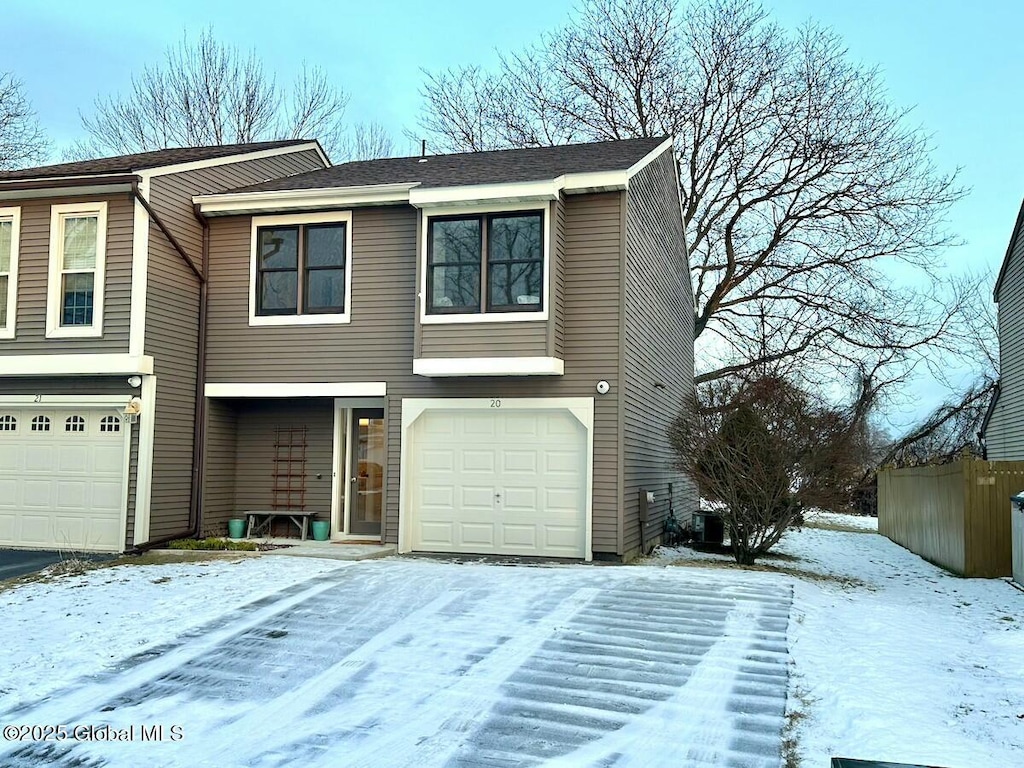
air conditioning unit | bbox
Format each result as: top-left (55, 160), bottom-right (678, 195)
top-left (691, 510), bottom-right (725, 545)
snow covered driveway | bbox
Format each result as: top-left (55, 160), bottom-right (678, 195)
top-left (0, 559), bottom-right (791, 768)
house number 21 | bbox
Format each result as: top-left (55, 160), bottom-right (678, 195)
top-left (490, 399), bottom-right (501, 408)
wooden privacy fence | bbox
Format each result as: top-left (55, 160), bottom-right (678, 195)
top-left (877, 459), bottom-right (1023, 577)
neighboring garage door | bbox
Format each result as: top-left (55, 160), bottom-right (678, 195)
top-left (0, 408), bottom-right (127, 552)
top-left (408, 407), bottom-right (588, 558)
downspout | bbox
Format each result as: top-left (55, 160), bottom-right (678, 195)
top-left (125, 179), bottom-right (208, 552)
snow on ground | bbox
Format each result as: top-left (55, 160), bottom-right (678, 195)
top-left (0, 555), bottom-right (350, 708)
top-left (0, 518), bottom-right (1021, 768)
top-left (654, 513), bottom-right (1024, 768)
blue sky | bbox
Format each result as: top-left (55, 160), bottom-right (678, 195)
top-left (4, 0), bottom-right (1021, 418)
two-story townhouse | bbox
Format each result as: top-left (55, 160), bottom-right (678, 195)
top-left (193, 137), bottom-right (696, 562)
top-left (0, 141), bottom-right (329, 553)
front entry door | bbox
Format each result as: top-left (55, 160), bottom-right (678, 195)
top-left (350, 409), bottom-right (385, 536)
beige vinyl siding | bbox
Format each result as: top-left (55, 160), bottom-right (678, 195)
top-left (621, 151), bottom-right (696, 558)
top-left (201, 399), bottom-right (239, 535)
top-left (204, 194), bottom-right (624, 555)
top-left (232, 400), bottom-right (334, 518)
top-left (143, 148), bottom-right (328, 540)
top-left (0, 375), bottom-right (138, 548)
top-left (0, 194), bottom-right (132, 355)
top-left (988, 223), bottom-right (1024, 459)
top-left (419, 322), bottom-right (548, 358)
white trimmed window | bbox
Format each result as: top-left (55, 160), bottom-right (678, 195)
top-left (249, 211), bottom-right (352, 327)
top-left (0, 207), bottom-right (20, 339)
top-left (46, 201), bottom-right (108, 338)
top-left (420, 204), bottom-right (550, 324)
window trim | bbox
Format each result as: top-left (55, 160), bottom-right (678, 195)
top-left (0, 206), bottom-right (20, 340)
top-left (46, 201), bottom-right (108, 339)
top-left (249, 211), bottom-right (352, 327)
top-left (420, 202), bottom-right (550, 324)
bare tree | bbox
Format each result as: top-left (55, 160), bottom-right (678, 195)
top-left (418, 0), bottom-right (966, 396)
top-left (671, 374), bottom-right (866, 563)
top-left (336, 121), bottom-right (396, 162)
top-left (0, 72), bottom-right (48, 169)
top-left (75, 28), bottom-right (348, 157)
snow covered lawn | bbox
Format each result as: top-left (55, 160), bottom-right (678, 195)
top-left (653, 511), bottom-right (1024, 767)
top-left (0, 516), bottom-right (1020, 768)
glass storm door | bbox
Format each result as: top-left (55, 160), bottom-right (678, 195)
top-left (350, 409), bottom-right (384, 536)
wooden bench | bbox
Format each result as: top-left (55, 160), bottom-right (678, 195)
top-left (245, 510), bottom-right (320, 541)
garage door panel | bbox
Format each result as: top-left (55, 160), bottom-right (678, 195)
top-left (503, 487), bottom-right (538, 512)
top-left (421, 449), bottom-right (455, 472)
top-left (460, 486), bottom-right (497, 509)
top-left (462, 449), bottom-right (496, 473)
top-left (0, 407), bottom-right (126, 551)
top-left (419, 522), bottom-right (455, 547)
top-left (23, 480), bottom-right (53, 507)
top-left (502, 451), bottom-right (537, 474)
top-left (409, 406), bottom-right (587, 558)
top-left (25, 445), bottom-right (55, 471)
top-left (58, 445), bottom-right (90, 473)
top-left (459, 522), bottom-right (496, 546)
top-left (92, 444), bottom-right (124, 474)
top-left (501, 524), bottom-right (536, 548)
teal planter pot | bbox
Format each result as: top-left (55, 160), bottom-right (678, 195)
top-left (227, 519), bottom-right (246, 539)
top-left (311, 520), bottom-right (330, 541)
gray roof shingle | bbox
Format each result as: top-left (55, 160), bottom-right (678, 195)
top-left (230, 137), bottom-right (669, 193)
top-left (0, 140), bottom-right (315, 181)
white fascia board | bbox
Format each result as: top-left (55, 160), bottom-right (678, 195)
top-left (409, 180), bottom-right (561, 208)
top-left (1, 354), bottom-right (154, 376)
top-left (204, 382), bottom-right (387, 398)
top-left (412, 357), bottom-right (564, 377)
top-left (559, 170), bottom-right (630, 195)
top-left (0, 182), bottom-right (135, 201)
top-left (139, 141), bottom-right (330, 178)
top-left (194, 183), bottom-right (417, 215)
top-left (626, 138), bottom-right (674, 178)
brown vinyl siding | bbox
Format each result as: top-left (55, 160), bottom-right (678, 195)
top-left (232, 399), bottom-right (334, 518)
top-left (201, 399), bottom-right (239, 535)
top-left (621, 152), bottom-right (696, 558)
top-left (987, 219), bottom-right (1024, 459)
top-left (551, 195), bottom-right (566, 359)
top-left (203, 194), bottom-right (624, 555)
top-left (143, 148), bottom-right (328, 540)
top-left (0, 194), bottom-right (132, 355)
top-left (419, 322), bottom-right (548, 358)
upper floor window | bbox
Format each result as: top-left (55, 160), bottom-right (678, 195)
top-left (0, 207), bottom-right (20, 340)
top-left (249, 212), bottom-right (352, 326)
top-left (425, 210), bottom-right (545, 319)
top-left (46, 202), bottom-right (107, 338)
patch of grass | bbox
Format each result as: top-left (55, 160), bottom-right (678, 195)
top-left (801, 519), bottom-right (876, 534)
top-left (168, 537), bottom-right (258, 552)
top-left (782, 687), bottom-right (814, 768)
top-left (660, 553), bottom-right (868, 588)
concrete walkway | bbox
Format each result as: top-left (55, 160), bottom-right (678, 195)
top-left (0, 560), bottom-right (792, 768)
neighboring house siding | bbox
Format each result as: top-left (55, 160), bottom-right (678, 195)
top-left (622, 152), bottom-right (696, 557)
top-left (989, 236), bottom-right (1024, 459)
top-left (232, 399), bottom-right (334, 523)
top-left (143, 148), bottom-right (328, 540)
top-left (203, 193), bottom-right (624, 555)
top-left (201, 398), bottom-right (238, 535)
top-left (0, 194), bottom-right (132, 355)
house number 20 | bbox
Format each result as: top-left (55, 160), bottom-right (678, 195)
top-left (490, 399), bottom-right (501, 408)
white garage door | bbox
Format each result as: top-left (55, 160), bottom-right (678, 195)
top-left (409, 408), bottom-right (587, 558)
top-left (0, 408), bottom-right (127, 552)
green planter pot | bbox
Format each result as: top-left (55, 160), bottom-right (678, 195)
top-left (311, 520), bottom-right (330, 541)
top-left (227, 518), bottom-right (246, 539)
